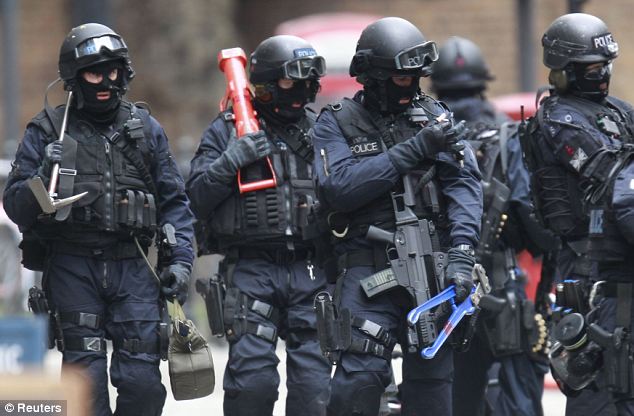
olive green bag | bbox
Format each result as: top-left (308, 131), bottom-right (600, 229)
top-left (166, 300), bottom-right (215, 400)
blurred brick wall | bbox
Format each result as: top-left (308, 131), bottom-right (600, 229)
top-left (239, 0), bottom-right (634, 104)
top-left (2, 0), bottom-right (634, 160)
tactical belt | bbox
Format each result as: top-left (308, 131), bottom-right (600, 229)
top-left (64, 336), bottom-right (107, 352)
top-left (336, 249), bottom-right (388, 274)
top-left (238, 247), bottom-right (313, 264)
top-left (59, 311), bottom-right (101, 329)
top-left (50, 241), bottom-right (141, 260)
top-left (113, 338), bottom-right (160, 355)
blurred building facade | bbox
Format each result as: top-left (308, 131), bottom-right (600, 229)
top-left (1, 0), bottom-right (633, 162)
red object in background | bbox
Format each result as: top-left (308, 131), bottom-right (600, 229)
top-left (217, 48), bottom-right (277, 193)
top-left (275, 13), bottom-right (379, 108)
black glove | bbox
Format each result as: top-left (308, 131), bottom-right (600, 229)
top-left (160, 262), bottom-right (191, 305)
top-left (207, 130), bottom-right (272, 184)
top-left (387, 121), bottom-right (462, 174)
top-left (444, 247), bottom-right (475, 304)
top-left (37, 139), bottom-right (63, 180)
top-left (444, 121), bottom-right (468, 162)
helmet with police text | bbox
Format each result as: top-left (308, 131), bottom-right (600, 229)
top-left (542, 13), bottom-right (618, 69)
top-left (349, 17), bottom-right (438, 82)
top-left (249, 35), bottom-right (325, 84)
top-left (543, 13), bottom-right (617, 99)
top-left (430, 36), bottom-right (493, 92)
top-left (249, 35), bottom-right (326, 123)
top-left (58, 23), bottom-right (135, 91)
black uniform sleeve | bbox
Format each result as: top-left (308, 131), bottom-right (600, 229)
top-left (435, 143), bottom-right (483, 248)
top-left (147, 116), bottom-right (195, 267)
top-left (2, 125), bottom-right (48, 229)
top-left (312, 110), bottom-right (401, 212)
top-left (186, 116), bottom-right (234, 222)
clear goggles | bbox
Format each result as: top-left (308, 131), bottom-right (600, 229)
top-left (282, 56), bottom-right (326, 80)
top-left (582, 62), bottom-right (612, 80)
top-left (394, 41), bottom-right (439, 70)
top-left (75, 35), bottom-right (127, 59)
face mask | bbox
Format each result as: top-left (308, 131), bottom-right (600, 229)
top-left (364, 77), bottom-right (420, 114)
top-left (254, 80), bottom-right (317, 124)
top-left (76, 61), bottom-right (124, 121)
top-left (571, 62), bottom-right (612, 101)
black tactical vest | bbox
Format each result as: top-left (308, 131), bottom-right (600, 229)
top-left (467, 123), bottom-right (516, 258)
top-left (207, 111), bottom-right (318, 251)
top-left (29, 101), bottom-right (157, 245)
top-left (521, 94), bottom-right (634, 240)
top-left (584, 147), bottom-right (634, 265)
top-left (324, 94), bottom-right (449, 241)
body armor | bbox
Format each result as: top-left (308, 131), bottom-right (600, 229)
top-left (323, 93), bottom-right (449, 244)
top-left (28, 101), bottom-right (157, 247)
top-left (522, 94), bottom-right (634, 240)
top-left (207, 111), bottom-right (317, 251)
top-left (467, 123), bottom-right (514, 269)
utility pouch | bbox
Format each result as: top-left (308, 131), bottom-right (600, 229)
top-left (195, 275), bottom-right (225, 336)
top-left (314, 291), bottom-right (351, 365)
top-left (124, 118), bottom-right (145, 146)
top-left (485, 289), bottom-right (522, 356)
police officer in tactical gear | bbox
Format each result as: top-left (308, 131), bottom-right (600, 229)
top-left (186, 35), bottom-right (330, 415)
top-left (432, 36), bottom-right (558, 416)
top-left (521, 13), bottom-right (634, 415)
top-left (3, 23), bottom-right (195, 416)
top-left (312, 17), bottom-right (483, 415)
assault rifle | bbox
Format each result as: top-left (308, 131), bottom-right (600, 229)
top-left (362, 174), bottom-right (447, 353)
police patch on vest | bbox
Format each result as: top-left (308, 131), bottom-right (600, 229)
top-left (569, 147), bottom-right (588, 171)
top-left (349, 137), bottom-right (381, 156)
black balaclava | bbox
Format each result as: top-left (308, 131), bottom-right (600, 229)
top-left (363, 76), bottom-right (420, 114)
top-left (75, 61), bottom-right (125, 124)
top-left (569, 62), bottom-right (612, 102)
top-left (253, 79), bottom-right (318, 126)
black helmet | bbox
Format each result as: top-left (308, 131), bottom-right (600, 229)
top-left (430, 36), bottom-right (493, 92)
top-left (249, 35), bottom-right (325, 124)
top-left (58, 23), bottom-right (134, 91)
top-left (542, 13), bottom-right (618, 70)
top-left (349, 17), bottom-right (438, 82)
top-left (249, 35), bottom-right (326, 84)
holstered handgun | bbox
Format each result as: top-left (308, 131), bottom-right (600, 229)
top-left (588, 323), bottom-right (632, 395)
top-left (196, 274), bottom-right (226, 337)
top-left (28, 286), bottom-right (64, 351)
